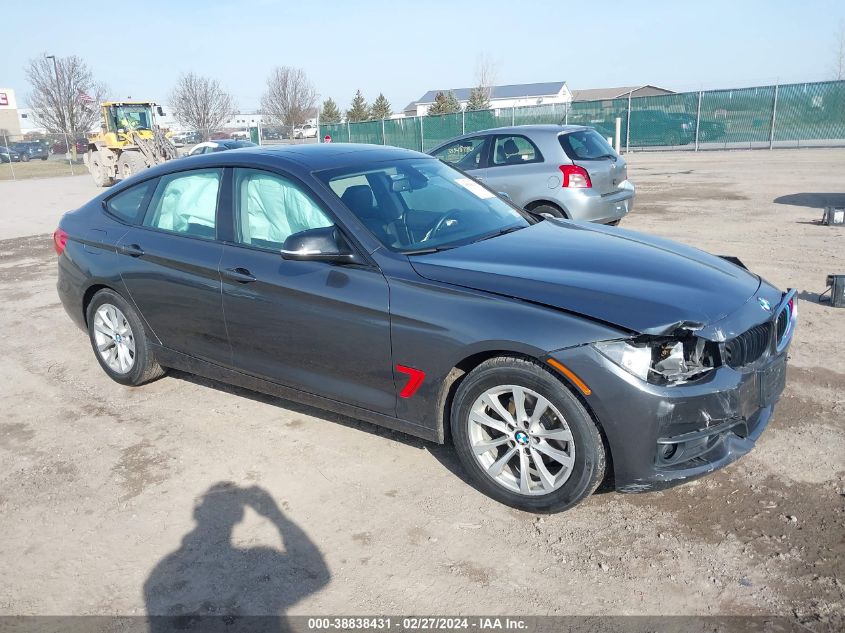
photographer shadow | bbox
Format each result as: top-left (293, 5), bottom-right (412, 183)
top-left (144, 482), bottom-right (329, 633)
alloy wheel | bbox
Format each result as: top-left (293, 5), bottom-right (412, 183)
top-left (93, 304), bottom-right (136, 374)
top-left (467, 385), bottom-right (575, 495)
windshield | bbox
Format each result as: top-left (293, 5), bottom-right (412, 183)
top-left (559, 129), bottom-right (617, 161)
top-left (113, 105), bottom-right (153, 131)
top-left (319, 159), bottom-right (531, 253)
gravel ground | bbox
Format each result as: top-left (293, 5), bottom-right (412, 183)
top-left (0, 149), bottom-right (842, 628)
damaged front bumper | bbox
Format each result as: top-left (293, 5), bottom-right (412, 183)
top-left (548, 287), bottom-right (796, 492)
top-left (550, 343), bottom-right (787, 492)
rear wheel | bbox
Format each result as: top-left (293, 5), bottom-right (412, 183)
top-left (89, 151), bottom-right (115, 187)
top-left (529, 203), bottom-right (565, 218)
top-left (118, 150), bottom-right (147, 180)
top-left (86, 289), bottom-right (166, 386)
top-left (20, 154), bottom-right (30, 163)
top-left (450, 356), bottom-right (606, 512)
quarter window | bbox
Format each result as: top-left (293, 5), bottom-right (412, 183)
top-left (491, 135), bottom-right (542, 166)
top-left (105, 179), bottom-right (157, 224)
top-left (143, 168), bottom-right (222, 239)
top-left (234, 168), bottom-right (333, 250)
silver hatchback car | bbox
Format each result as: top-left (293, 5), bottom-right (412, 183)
top-left (429, 125), bottom-right (635, 224)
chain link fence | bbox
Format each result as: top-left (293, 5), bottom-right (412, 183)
top-left (320, 80), bottom-right (845, 153)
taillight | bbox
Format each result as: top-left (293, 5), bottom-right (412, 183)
top-left (53, 228), bottom-right (68, 255)
top-left (560, 165), bottom-right (592, 188)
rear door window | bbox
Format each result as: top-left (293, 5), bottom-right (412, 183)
top-left (143, 168), bottom-right (223, 239)
top-left (105, 179), bottom-right (158, 224)
top-left (559, 129), bottom-right (617, 161)
top-left (491, 135), bottom-right (543, 166)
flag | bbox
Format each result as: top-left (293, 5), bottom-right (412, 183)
top-left (77, 91), bottom-right (95, 105)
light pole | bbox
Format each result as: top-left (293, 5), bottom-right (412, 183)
top-left (45, 54), bottom-right (67, 153)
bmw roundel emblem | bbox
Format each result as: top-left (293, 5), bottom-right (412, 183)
top-left (758, 298), bottom-right (772, 312)
top-left (515, 431), bottom-right (530, 446)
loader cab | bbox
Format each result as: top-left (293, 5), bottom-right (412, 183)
top-left (102, 102), bottom-right (156, 135)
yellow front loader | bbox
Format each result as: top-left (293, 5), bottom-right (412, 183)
top-left (84, 101), bottom-right (178, 187)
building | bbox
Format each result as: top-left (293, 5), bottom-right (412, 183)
top-left (0, 88), bottom-right (22, 137)
top-left (571, 85), bottom-right (675, 102)
top-left (404, 81), bottom-right (571, 117)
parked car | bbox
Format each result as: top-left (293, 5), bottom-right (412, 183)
top-left (430, 125), bottom-right (634, 224)
top-left (51, 138), bottom-right (89, 155)
top-left (628, 109), bottom-right (695, 146)
top-left (668, 113), bottom-right (727, 141)
top-left (54, 144), bottom-right (796, 512)
top-left (169, 131), bottom-right (203, 147)
top-left (11, 142), bottom-right (50, 161)
top-left (184, 140), bottom-right (257, 156)
top-left (0, 145), bottom-right (22, 162)
top-left (231, 131), bottom-right (251, 140)
top-left (294, 124), bottom-right (318, 139)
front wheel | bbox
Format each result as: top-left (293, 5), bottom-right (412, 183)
top-left (20, 154), bottom-right (30, 163)
top-left (86, 289), bottom-right (166, 386)
top-left (450, 357), bottom-right (606, 512)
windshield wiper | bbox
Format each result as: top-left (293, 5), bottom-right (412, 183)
top-left (470, 224), bottom-right (526, 244)
top-left (404, 245), bottom-right (456, 255)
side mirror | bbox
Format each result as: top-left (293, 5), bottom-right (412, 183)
top-left (156, 106), bottom-right (165, 117)
top-left (497, 191), bottom-right (511, 200)
top-left (281, 227), bottom-right (356, 263)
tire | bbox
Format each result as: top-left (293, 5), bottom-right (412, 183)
top-left (664, 131), bottom-right (680, 146)
top-left (118, 150), bottom-right (147, 180)
top-left (41, 156), bottom-right (48, 161)
top-left (86, 289), bottom-right (166, 387)
top-left (20, 154), bottom-right (30, 163)
top-left (450, 356), bottom-right (606, 513)
top-left (530, 203), bottom-right (566, 218)
top-left (89, 151), bottom-right (115, 188)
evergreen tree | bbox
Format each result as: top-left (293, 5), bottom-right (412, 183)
top-left (445, 91), bottom-right (462, 113)
top-left (346, 90), bottom-right (370, 122)
top-left (319, 97), bottom-right (342, 123)
top-left (370, 93), bottom-right (392, 119)
top-left (427, 91), bottom-right (462, 116)
top-left (466, 86), bottom-right (492, 111)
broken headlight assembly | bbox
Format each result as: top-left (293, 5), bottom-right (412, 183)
top-left (593, 336), bottom-right (718, 386)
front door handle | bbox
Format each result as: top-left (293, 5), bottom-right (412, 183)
top-left (118, 243), bottom-right (145, 257)
top-left (223, 266), bottom-right (256, 283)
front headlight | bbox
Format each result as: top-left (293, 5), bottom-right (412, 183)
top-left (594, 336), bottom-right (716, 385)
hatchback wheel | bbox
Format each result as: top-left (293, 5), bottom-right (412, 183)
top-left (530, 204), bottom-right (565, 218)
top-left (451, 357), bottom-right (606, 512)
top-left (86, 289), bottom-right (166, 386)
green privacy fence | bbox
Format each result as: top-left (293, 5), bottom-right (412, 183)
top-left (319, 80), bottom-right (845, 152)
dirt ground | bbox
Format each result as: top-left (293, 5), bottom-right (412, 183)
top-left (0, 149), bottom-right (842, 627)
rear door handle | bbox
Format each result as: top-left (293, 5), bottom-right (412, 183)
top-left (223, 266), bottom-right (256, 283)
top-left (118, 243), bottom-right (145, 257)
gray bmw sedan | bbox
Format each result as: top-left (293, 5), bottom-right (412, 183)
top-left (55, 143), bottom-right (796, 512)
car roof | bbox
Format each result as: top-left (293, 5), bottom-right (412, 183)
top-left (430, 124), bottom-right (591, 148)
top-left (103, 143), bottom-right (432, 199)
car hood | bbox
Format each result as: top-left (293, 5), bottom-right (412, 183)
top-left (409, 220), bottom-right (761, 334)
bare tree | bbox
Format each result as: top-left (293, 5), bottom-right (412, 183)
top-left (467, 54), bottom-right (498, 111)
top-left (833, 20), bottom-right (845, 80)
top-left (25, 53), bottom-right (108, 138)
top-left (261, 66), bottom-right (317, 130)
top-left (169, 73), bottom-right (236, 140)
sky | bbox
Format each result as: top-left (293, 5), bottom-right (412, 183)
top-left (2, 0), bottom-right (843, 113)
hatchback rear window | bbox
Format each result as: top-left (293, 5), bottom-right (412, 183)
top-left (559, 129), bottom-right (617, 161)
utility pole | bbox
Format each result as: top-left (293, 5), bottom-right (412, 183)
top-left (45, 55), bottom-right (61, 124)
